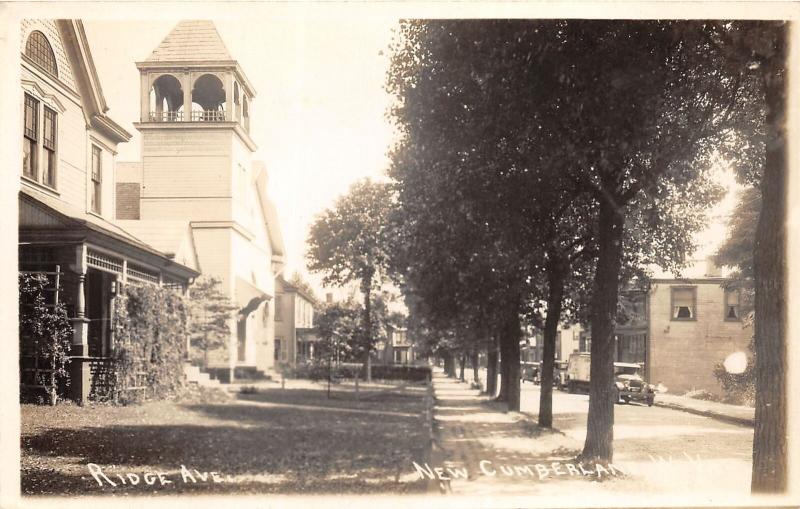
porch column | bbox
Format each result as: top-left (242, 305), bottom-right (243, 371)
top-left (69, 245), bottom-right (91, 404)
top-left (182, 72), bottom-right (193, 121)
top-left (224, 73), bottom-right (234, 121)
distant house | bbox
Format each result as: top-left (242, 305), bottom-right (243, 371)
top-left (642, 276), bottom-right (750, 394)
top-left (115, 20), bottom-right (287, 382)
top-left (17, 19), bottom-right (199, 402)
top-left (381, 327), bottom-right (420, 365)
top-left (274, 276), bottom-right (317, 366)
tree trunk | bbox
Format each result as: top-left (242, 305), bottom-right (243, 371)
top-left (580, 195), bottom-right (625, 463)
top-left (362, 279), bottom-right (372, 383)
top-left (505, 306), bottom-right (522, 412)
top-left (539, 259), bottom-right (566, 428)
top-left (751, 38), bottom-right (787, 493)
top-left (471, 347), bottom-right (480, 388)
top-left (459, 353), bottom-right (466, 382)
top-left (445, 351), bottom-right (457, 378)
top-left (497, 329), bottom-right (510, 402)
top-left (486, 338), bottom-right (498, 397)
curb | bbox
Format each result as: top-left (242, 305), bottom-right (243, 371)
top-left (654, 400), bottom-right (754, 427)
top-left (423, 378), bottom-right (445, 494)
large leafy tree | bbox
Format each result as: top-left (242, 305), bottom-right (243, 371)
top-left (307, 179), bottom-right (393, 382)
top-left (388, 20), bottom-right (758, 462)
top-left (702, 21), bottom-right (787, 492)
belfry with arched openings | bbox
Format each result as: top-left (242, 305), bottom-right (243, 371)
top-left (137, 20), bottom-right (254, 129)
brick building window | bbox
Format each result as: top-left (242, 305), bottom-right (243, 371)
top-left (724, 289), bottom-right (740, 321)
top-left (25, 31), bottom-right (58, 78)
top-left (91, 145), bottom-right (102, 214)
top-left (671, 287), bottom-right (696, 320)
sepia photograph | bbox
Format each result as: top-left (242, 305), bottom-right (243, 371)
top-left (1, 2), bottom-right (798, 508)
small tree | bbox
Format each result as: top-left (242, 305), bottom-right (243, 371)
top-left (307, 179), bottom-right (393, 382)
top-left (188, 276), bottom-right (237, 369)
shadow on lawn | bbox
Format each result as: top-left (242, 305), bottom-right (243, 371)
top-left (234, 387), bottom-right (426, 415)
top-left (22, 394), bottom-right (429, 496)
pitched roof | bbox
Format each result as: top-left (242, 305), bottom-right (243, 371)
top-left (115, 220), bottom-right (199, 272)
top-left (146, 20), bottom-right (233, 63)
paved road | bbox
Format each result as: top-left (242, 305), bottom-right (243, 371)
top-left (430, 372), bottom-right (754, 500)
top-left (519, 381), bottom-right (753, 464)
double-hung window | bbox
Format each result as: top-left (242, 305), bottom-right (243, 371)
top-left (724, 289), bottom-right (741, 321)
top-left (671, 287), bottom-right (696, 320)
top-left (22, 93), bottom-right (59, 188)
top-left (43, 107), bottom-right (57, 187)
top-left (91, 145), bottom-right (102, 214)
top-left (23, 94), bottom-right (38, 180)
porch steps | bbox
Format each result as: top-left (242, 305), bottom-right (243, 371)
top-left (184, 364), bottom-right (222, 388)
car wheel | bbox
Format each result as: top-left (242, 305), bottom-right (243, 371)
top-left (613, 388), bottom-right (620, 404)
top-left (568, 381), bottom-right (575, 394)
top-left (622, 396), bottom-right (630, 404)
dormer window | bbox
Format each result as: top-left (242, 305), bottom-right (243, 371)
top-left (25, 31), bottom-right (58, 78)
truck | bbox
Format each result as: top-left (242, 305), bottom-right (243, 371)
top-left (566, 352), bottom-right (591, 393)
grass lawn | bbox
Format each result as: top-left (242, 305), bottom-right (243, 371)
top-left (21, 381), bottom-right (431, 496)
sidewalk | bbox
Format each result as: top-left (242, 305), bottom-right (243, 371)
top-left (654, 392), bottom-right (754, 426)
top-left (426, 370), bottom-right (612, 496)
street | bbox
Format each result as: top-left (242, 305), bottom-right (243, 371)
top-left (430, 372), bottom-right (753, 500)
top-left (519, 381), bottom-right (754, 466)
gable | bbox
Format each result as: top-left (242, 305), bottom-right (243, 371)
top-left (21, 19), bottom-right (77, 92)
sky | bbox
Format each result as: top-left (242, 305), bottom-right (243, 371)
top-left (80, 11), bottom-right (742, 296)
top-left (82, 12), bottom-right (399, 296)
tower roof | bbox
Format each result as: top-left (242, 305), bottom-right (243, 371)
top-left (145, 20), bottom-right (233, 63)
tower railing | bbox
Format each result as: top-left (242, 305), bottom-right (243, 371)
top-left (191, 110), bottom-right (226, 122)
top-left (149, 111), bottom-right (183, 122)
top-left (148, 110), bottom-right (229, 123)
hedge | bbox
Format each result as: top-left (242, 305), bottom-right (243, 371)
top-left (287, 362), bottom-right (430, 382)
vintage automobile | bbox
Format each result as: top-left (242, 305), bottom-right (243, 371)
top-left (532, 360), bottom-right (569, 387)
top-left (613, 362), bottom-right (655, 406)
top-left (521, 361), bottom-right (538, 383)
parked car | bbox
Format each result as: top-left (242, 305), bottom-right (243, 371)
top-left (532, 360), bottom-right (569, 387)
top-left (521, 361), bottom-right (538, 383)
top-left (566, 352), bottom-right (591, 393)
top-left (614, 362), bottom-right (655, 406)
top-left (555, 360), bottom-right (569, 390)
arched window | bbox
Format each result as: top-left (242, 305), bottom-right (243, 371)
top-left (191, 74), bottom-right (225, 121)
top-left (25, 31), bottom-right (58, 77)
top-left (149, 74), bottom-right (183, 121)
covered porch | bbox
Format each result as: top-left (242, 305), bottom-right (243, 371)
top-left (19, 190), bottom-right (198, 403)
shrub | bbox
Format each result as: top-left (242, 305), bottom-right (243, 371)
top-left (367, 364), bottom-right (431, 382)
top-left (713, 340), bottom-right (756, 407)
top-left (112, 284), bottom-right (189, 404)
top-left (19, 273), bottom-right (73, 405)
